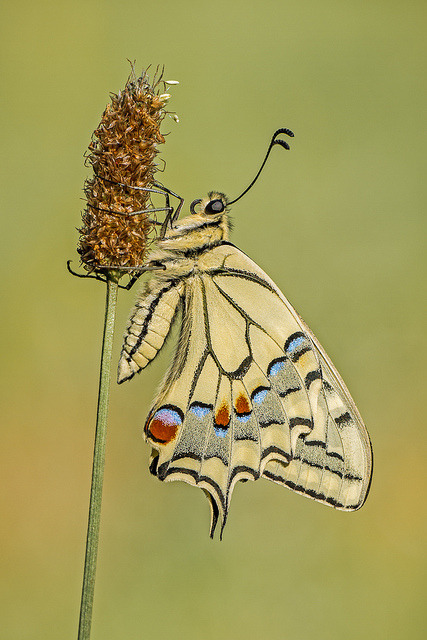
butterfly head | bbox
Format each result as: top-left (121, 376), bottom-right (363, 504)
top-left (190, 191), bottom-right (230, 220)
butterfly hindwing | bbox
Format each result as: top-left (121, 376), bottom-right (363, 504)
top-left (139, 244), bottom-right (372, 536)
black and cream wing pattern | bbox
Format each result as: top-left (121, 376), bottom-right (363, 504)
top-left (119, 242), bottom-right (372, 537)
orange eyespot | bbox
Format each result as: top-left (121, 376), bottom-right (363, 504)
top-left (235, 394), bottom-right (251, 416)
top-left (215, 404), bottom-right (230, 427)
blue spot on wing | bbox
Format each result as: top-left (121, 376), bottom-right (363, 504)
top-left (286, 335), bottom-right (305, 354)
top-left (154, 407), bottom-right (182, 426)
top-left (236, 414), bottom-right (251, 423)
top-left (269, 359), bottom-right (286, 376)
top-left (190, 402), bottom-right (212, 419)
top-left (214, 426), bottom-right (228, 438)
top-left (252, 389), bottom-right (268, 404)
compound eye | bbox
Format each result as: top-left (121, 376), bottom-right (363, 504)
top-left (205, 199), bottom-right (225, 214)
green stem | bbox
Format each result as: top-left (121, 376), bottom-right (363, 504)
top-left (78, 274), bottom-right (119, 640)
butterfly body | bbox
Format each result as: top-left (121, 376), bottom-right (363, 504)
top-left (118, 191), bottom-right (372, 537)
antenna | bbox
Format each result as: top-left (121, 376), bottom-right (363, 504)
top-left (228, 128), bottom-right (294, 205)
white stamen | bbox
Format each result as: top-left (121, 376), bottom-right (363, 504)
top-left (165, 80), bottom-right (179, 85)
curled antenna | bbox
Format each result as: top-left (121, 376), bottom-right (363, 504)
top-left (228, 128), bottom-right (294, 205)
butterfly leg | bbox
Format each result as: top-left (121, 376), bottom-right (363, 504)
top-left (152, 181), bottom-right (184, 236)
top-left (67, 259), bottom-right (167, 290)
top-left (66, 261), bottom-right (111, 285)
top-left (118, 260), bottom-right (167, 290)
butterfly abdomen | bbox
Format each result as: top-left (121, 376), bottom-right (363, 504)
top-left (117, 277), bottom-right (184, 383)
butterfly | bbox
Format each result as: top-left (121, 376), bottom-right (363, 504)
top-left (117, 129), bottom-right (373, 538)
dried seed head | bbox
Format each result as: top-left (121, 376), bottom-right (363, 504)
top-left (77, 66), bottom-right (176, 272)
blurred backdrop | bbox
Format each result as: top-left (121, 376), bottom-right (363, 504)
top-left (1, 1), bottom-right (426, 638)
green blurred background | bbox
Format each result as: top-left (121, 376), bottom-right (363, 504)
top-left (1, 1), bottom-right (426, 638)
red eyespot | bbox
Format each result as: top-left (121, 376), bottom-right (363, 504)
top-left (146, 406), bottom-right (182, 444)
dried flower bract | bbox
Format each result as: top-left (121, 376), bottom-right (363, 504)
top-left (78, 65), bottom-right (174, 272)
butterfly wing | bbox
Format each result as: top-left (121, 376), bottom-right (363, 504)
top-left (136, 243), bottom-right (372, 537)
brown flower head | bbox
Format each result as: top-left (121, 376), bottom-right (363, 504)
top-left (77, 65), bottom-right (177, 272)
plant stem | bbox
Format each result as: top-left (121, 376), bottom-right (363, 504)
top-left (78, 274), bottom-right (119, 640)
